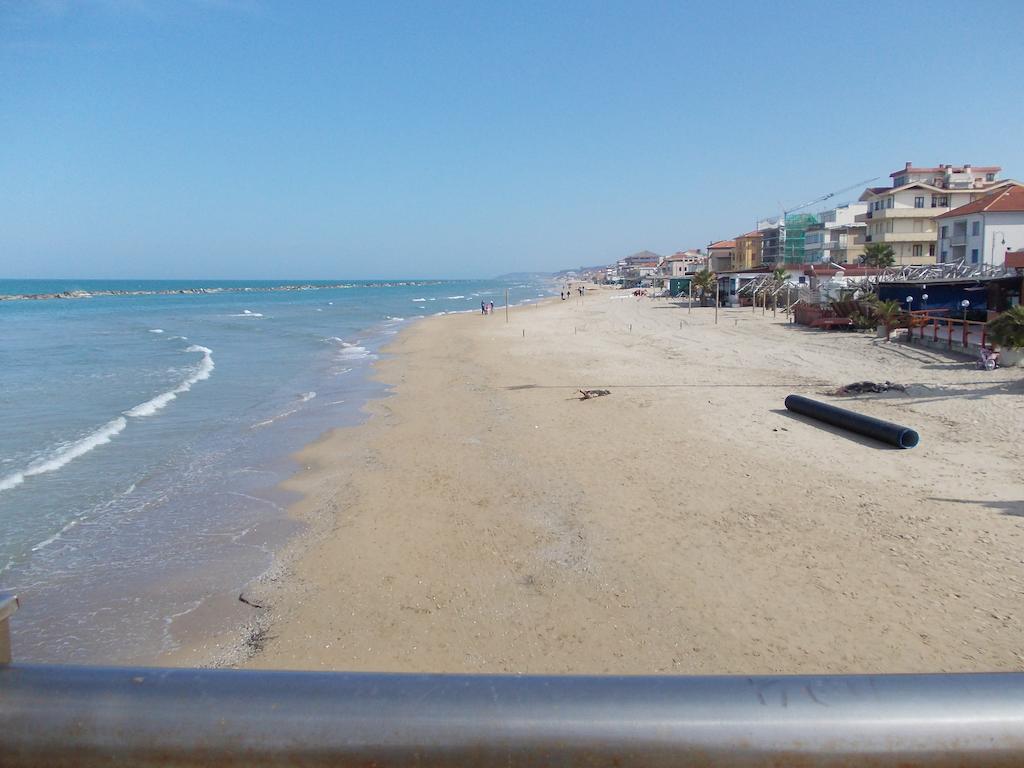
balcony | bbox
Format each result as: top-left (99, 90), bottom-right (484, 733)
top-left (873, 232), bottom-right (938, 243)
top-left (950, 235), bottom-right (967, 247)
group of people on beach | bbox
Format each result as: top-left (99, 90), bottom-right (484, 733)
top-left (560, 286), bottom-right (585, 300)
top-left (480, 301), bottom-right (495, 315)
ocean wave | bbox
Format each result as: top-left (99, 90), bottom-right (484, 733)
top-left (250, 392), bottom-right (317, 429)
top-left (31, 516), bottom-right (84, 552)
top-left (124, 345), bottom-right (215, 418)
top-left (149, 329), bottom-right (164, 334)
top-left (384, 316), bottom-right (405, 322)
top-left (446, 295), bottom-right (465, 299)
top-left (411, 298), bottom-right (427, 302)
top-left (337, 343), bottom-right (374, 360)
top-left (230, 310), bottom-right (263, 317)
top-left (0, 417), bottom-right (128, 494)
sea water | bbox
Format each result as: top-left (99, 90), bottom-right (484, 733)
top-left (0, 278), bottom-right (553, 663)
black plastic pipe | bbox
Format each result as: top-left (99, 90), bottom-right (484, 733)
top-left (785, 394), bottom-right (919, 448)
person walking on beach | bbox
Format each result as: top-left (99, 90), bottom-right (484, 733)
top-left (488, 301), bottom-right (494, 315)
top-left (481, 301), bottom-right (487, 315)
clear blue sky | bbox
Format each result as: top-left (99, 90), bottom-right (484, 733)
top-left (3, 0), bottom-right (1023, 279)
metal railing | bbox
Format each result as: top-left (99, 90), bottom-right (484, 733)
top-left (5, 595), bottom-right (1024, 766)
top-left (907, 310), bottom-right (991, 349)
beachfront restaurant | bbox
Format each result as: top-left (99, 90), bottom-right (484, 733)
top-left (878, 276), bottom-right (1022, 321)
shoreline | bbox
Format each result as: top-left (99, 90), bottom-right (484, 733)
top-left (171, 289), bottom-right (1024, 673)
top-left (158, 296), bottom-right (560, 668)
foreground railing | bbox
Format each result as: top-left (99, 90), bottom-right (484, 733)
top-left (4, 595), bottom-right (1024, 766)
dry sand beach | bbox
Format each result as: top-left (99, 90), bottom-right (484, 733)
top-left (181, 289), bottom-right (1024, 674)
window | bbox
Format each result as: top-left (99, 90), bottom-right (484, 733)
top-left (971, 248), bottom-right (979, 263)
top-left (986, 172), bottom-right (995, 181)
top-left (929, 244), bottom-right (935, 257)
top-left (894, 175), bottom-right (907, 187)
top-left (886, 196), bottom-right (894, 208)
top-left (885, 220), bottom-right (893, 233)
top-left (940, 225), bottom-right (948, 239)
top-left (971, 221), bottom-right (980, 236)
top-left (931, 195), bottom-right (949, 207)
top-left (914, 196), bottom-right (925, 208)
top-left (913, 244), bottom-right (923, 258)
top-left (941, 250), bottom-right (948, 261)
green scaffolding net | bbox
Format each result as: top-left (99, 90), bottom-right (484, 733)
top-left (782, 213), bottom-right (820, 264)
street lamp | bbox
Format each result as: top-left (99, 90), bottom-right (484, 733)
top-left (990, 232), bottom-right (1007, 269)
top-left (961, 299), bottom-right (971, 346)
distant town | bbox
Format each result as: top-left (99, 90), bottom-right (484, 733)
top-left (572, 162), bottom-right (1024, 313)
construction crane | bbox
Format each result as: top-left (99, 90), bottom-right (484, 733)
top-left (768, 176), bottom-right (880, 264)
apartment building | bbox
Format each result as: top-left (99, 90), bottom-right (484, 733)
top-left (757, 223), bottom-right (780, 265)
top-left (733, 231), bottom-right (762, 270)
top-left (707, 240), bottom-right (735, 272)
top-left (935, 184), bottom-right (1024, 268)
top-left (661, 250), bottom-right (706, 277)
top-left (856, 162), bottom-right (1009, 266)
top-left (802, 202), bottom-right (867, 265)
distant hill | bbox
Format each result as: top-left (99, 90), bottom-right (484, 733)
top-left (494, 271), bottom-right (555, 280)
top-left (496, 250), bottom-right (664, 280)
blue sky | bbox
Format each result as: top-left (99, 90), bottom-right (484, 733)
top-left (3, 0), bottom-right (1023, 279)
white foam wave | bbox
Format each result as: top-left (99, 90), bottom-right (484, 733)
top-left (31, 517), bottom-right (83, 552)
top-left (411, 297), bottom-right (426, 302)
top-left (250, 392), bottom-right (317, 429)
top-left (446, 295), bottom-right (465, 299)
top-left (231, 310), bottom-right (263, 317)
top-left (385, 316), bottom-right (405, 322)
top-left (124, 345), bottom-right (214, 418)
top-left (0, 417), bottom-right (128, 494)
top-left (149, 329), bottom-right (164, 334)
top-left (337, 343), bottom-right (373, 360)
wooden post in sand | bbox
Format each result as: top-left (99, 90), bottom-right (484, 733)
top-left (714, 282), bottom-right (719, 325)
top-left (688, 282), bottom-right (692, 314)
top-left (505, 289), bottom-right (509, 323)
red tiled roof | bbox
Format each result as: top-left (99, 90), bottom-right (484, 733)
top-left (735, 230), bottom-right (762, 239)
top-left (708, 240), bottom-right (736, 249)
top-left (889, 163), bottom-right (1001, 178)
top-left (935, 184), bottom-right (1024, 219)
top-left (805, 265), bottom-right (884, 277)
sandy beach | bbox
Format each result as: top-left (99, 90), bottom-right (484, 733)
top-left (181, 289), bottom-right (1024, 674)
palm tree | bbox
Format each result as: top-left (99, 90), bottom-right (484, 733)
top-left (690, 268), bottom-right (716, 307)
top-left (862, 243), bottom-right (896, 269)
top-left (872, 299), bottom-right (903, 340)
top-left (770, 267), bottom-right (789, 311)
top-left (987, 305), bottom-right (1024, 350)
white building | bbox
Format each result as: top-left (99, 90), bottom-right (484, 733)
top-left (856, 162), bottom-right (1011, 265)
top-left (803, 202), bottom-right (868, 264)
top-left (935, 185), bottom-right (1024, 268)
